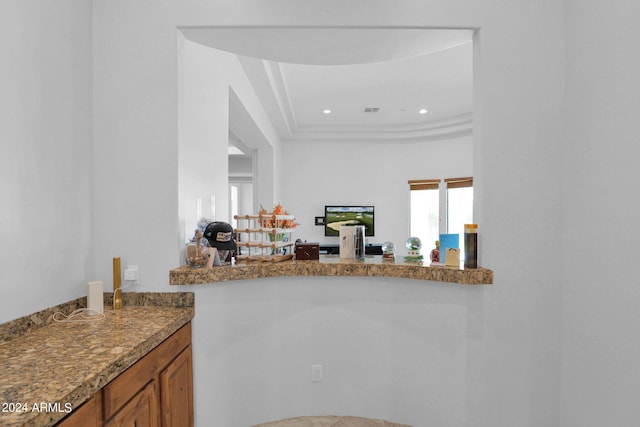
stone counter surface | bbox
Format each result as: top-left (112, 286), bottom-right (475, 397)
top-left (0, 292), bottom-right (194, 427)
top-left (170, 255), bottom-right (493, 286)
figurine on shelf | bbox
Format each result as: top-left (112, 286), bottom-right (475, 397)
top-left (381, 241), bottom-right (396, 261)
top-left (185, 229), bottom-right (208, 268)
top-left (430, 240), bottom-right (440, 263)
top-left (403, 237), bottom-right (424, 263)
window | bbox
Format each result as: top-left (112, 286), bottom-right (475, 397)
top-left (408, 179), bottom-right (440, 253)
top-left (409, 177), bottom-right (473, 257)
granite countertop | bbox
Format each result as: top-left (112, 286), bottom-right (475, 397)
top-left (0, 292), bottom-right (194, 427)
top-left (170, 255), bottom-right (493, 286)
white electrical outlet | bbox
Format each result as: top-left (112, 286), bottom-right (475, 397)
top-left (124, 265), bottom-right (139, 284)
top-left (311, 365), bottom-right (323, 382)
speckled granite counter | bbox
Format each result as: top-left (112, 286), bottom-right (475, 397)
top-left (0, 292), bottom-right (194, 427)
top-left (170, 256), bottom-right (492, 286)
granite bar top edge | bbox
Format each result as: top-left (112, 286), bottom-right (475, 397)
top-left (170, 257), bottom-right (493, 286)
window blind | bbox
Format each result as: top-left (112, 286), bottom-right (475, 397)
top-left (444, 177), bottom-right (473, 189)
top-left (408, 179), bottom-right (440, 191)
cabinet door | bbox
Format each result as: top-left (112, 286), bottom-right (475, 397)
top-left (160, 345), bottom-right (194, 427)
top-left (105, 381), bottom-right (160, 427)
top-left (56, 392), bottom-right (101, 427)
top-left (103, 323), bottom-right (191, 420)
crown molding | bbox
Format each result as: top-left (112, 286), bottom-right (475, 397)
top-left (239, 56), bottom-right (472, 145)
top-left (284, 113), bottom-right (473, 143)
top-left (236, 56), bottom-right (295, 139)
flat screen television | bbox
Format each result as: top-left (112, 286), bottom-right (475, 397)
top-left (324, 206), bottom-right (375, 237)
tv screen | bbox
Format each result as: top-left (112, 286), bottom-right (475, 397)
top-left (324, 206), bottom-right (375, 237)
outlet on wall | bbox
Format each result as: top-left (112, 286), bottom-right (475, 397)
top-left (311, 364), bottom-right (323, 382)
top-left (124, 265), bottom-right (139, 284)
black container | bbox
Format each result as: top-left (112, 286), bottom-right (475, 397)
top-left (464, 224), bottom-right (478, 269)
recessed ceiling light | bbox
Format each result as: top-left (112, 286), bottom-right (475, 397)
top-left (419, 108), bottom-right (428, 114)
top-left (323, 109), bottom-right (332, 114)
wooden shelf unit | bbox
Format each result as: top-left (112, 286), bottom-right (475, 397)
top-left (234, 214), bottom-right (296, 262)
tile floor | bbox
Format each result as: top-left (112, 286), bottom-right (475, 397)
top-left (253, 416), bottom-right (411, 427)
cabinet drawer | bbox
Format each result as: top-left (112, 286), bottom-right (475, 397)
top-left (102, 323), bottom-right (191, 420)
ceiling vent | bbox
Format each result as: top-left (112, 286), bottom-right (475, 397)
top-left (363, 107), bottom-right (380, 113)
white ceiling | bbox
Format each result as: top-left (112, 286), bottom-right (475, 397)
top-left (180, 27), bottom-right (474, 148)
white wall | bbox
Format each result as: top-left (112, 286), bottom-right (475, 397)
top-left (178, 36), bottom-right (282, 242)
top-left (179, 37), bottom-right (232, 242)
top-left (281, 136), bottom-right (473, 247)
top-left (9, 1), bottom-right (640, 427)
top-left (0, 0), bottom-right (93, 323)
top-left (1, 0), bottom-right (565, 425)
top-left (185, 275), bottom-right (475, 426)
top-left (229, 156), bottom-right (253, 177)
top-left (235, 182), bottom-right (254, 222)
top-left (88, 1), bottom-right (565, 425)
top-left (561, 2), bottom-right (640, 425)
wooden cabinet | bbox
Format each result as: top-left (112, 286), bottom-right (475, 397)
top-left (104, 381), bottom-right (159, 427)
top-left (56, 392), bottom-right (102, 427)
top-left (55, 322), bottom-right (193, 427)
top-left (160, 345), bottom-right (194, 427)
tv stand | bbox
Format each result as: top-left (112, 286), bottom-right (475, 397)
top-left (319, 243), bottom-right (383, 255)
